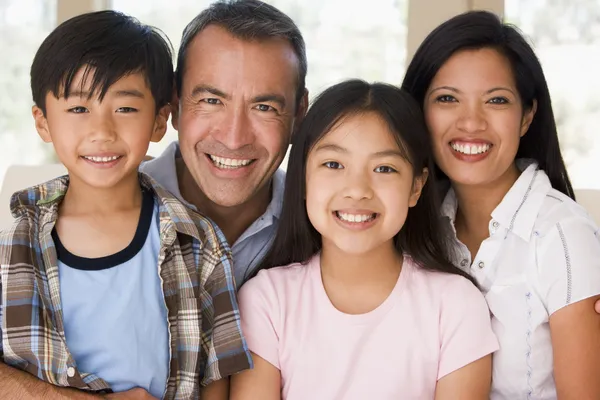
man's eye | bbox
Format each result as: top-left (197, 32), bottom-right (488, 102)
top-left (323, 161), bottom-right (343, 169)
top-left (68, 106), bottom-right (88, 113)
top-left (255, 104), bottom-right (275, 112)
top-left (202, 98), bottom-right (221, 105)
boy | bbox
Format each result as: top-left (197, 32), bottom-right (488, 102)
top-left (0, 10), bottom-right (251, 399)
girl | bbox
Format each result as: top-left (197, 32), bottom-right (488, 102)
top-left (230, 80), bottom-right (498, 400)
top-left (402, 11), bottom-right (600, 400)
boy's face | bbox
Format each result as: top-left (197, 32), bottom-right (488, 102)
top-left (33, 69), bottom-right (169, 190)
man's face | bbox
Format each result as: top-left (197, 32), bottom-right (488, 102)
top-left (174, 25), bottom-right (307, 208)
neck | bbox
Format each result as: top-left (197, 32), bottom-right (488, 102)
top-left (320, 240), bottom-right (402, 285)
top-left (61, 171), bottom-right (142, 215)
top-left (176, 158), bottom-right (272, 244)
top-left (452, 163), bottom-right (521, 237)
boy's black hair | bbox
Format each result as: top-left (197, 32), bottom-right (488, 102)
top-left (31, 10), bottom-right (174, 115)
top-left (255, 79), bottom-right (476, 286)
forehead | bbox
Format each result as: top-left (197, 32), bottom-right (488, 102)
top-left (318, 112), bottom-right (399, 152)
top-left (432, 48), bottom-right (516, 88)
top-left (59, 67), bottom-right (151, 98)
top-left (182, 24), bottom-right (300, 97)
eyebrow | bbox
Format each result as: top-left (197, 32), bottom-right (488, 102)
top-left (428, 85), bottom-right (516, 97)
top-left (314, 143), bottom-right (405, 159)
top-left (190, 85), bottom-right (287, 109)
top-left (67, 89), bottom-right (145, 99)
top-left (191, 84), bottom-right (229, 100)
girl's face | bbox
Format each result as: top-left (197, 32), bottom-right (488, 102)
top-left (423, 48), bottom-right (536, 188)
top-left (305, 111), bottom-right (426, 256)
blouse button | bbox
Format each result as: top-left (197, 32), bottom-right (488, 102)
top-left (478, 261), bottom-right (485, 269)
top-left (67, 367), bottom-right (75, 378)
top-left (492, 221), bottom-right (499, 228)
top-left (460, 259), bottom-right (469, 267)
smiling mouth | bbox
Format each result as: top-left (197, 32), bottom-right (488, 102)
top-left (207, 154), bottom-right (256, 169)
top-left (449, 141), bottom-right (493, 155)
top-left (334, 211), bottom-right (378, 223)
top-left (81, 155), bottom-right (123, 163)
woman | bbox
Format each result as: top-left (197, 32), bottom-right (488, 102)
top-left (402, 11), bottom-right (600, 400)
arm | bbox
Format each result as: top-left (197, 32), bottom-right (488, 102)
top-left (0, 362), bottom-right (98, 399)
top-left (550, 296), bottom-right (600, 399)
top-left (435, 355), bottom-right (492, 400)
top-left (230, 353), bottom-right (281, 400)
top-left (537, 218), bottom-right (600, 399)
top-left (201, 378), bottom-right (230, 400)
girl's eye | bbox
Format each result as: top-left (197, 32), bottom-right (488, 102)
top-left (374, 165), bottom-right (397, 173)
top-left (488, 97), bottom-right (509, 105)
top-left (323, 161), bottom-right (343, 169)
top-left (435, 95), bottom-right (457, 103)
top-left (68, 106), bottom-right (88, 113)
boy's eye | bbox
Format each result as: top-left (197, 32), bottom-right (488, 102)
top-left (68, 106), bottom-right (89, 114)
top-left (323, 161), bottom-right (343, 169)
top-left (488, 97), bottom-right (509, 105)
top-left (435, 95), bottom-right (457, 103)
top-left (116, 107), bottom-right (138, 113)
top-left (374, 165), bottom-right (397, 173)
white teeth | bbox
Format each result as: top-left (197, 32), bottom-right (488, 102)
top-left (450, 142), bottom-right (491, 155)
top-left (84, 155), bottom-right (120, 162)
top-left (209, 155), bottom-right (253, 169)
top-left (336, 212), bottom-right (375, 223)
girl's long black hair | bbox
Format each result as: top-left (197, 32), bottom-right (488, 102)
top-left (256, 79), bottom-right (476, 285)
top-left (402, 10), bottom-right (575, 200)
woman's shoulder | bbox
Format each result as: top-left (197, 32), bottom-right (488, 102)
top-left (534, 188), bottom-right (598, 235)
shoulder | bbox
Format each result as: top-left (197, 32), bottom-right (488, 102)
top-left (407, 259), bottom-right (480, 299)
top-left (534, 188), bottom-right (598, 236)
top-left (239, 259), bottom-right (312, 302)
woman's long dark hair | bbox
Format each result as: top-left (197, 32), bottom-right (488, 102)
top-left (256, 79), bottom-right (476, 285)
top-left (402, 10), bottom-right (575, 200)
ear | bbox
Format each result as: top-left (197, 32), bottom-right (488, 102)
top-left (292, 88), bottom-right (309, 135)
top-left (32, 105), bottom-right (52, 143)
top-left (520, 99), bottom-right (537, 137)
top-left (409, 167), bottom-right (429, 208)
top-left (151, 104), bottom-right (171, 143)
top-left (170, 85), bottom-right (180, 131)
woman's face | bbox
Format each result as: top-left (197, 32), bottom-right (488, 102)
top-left (423, 47), bottom-right (536, 189)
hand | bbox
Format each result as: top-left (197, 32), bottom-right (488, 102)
top-left (104, 388), bottom-right (159, 400)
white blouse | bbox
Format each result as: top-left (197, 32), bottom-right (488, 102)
top-left (442, 161), bottom-right (600, 400)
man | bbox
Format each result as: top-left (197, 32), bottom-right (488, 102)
top-left (141, 0), bottom-right (308, 287)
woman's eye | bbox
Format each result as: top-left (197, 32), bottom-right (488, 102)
top-left (323, 161), bottom-right (343, 169)
top-left (435, 95), bottom-right (457, 103)
top-left (488, 97), bottom-right (509, 105)
top-left (375, 165), bottom-right (397, 173)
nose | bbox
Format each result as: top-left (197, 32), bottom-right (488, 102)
top-left (342, 168), bottom-right (374, 201)
top-left (456, 103), bottom-right (487, 133)
top-left (88, 112), bottom-right (117, 143)
top-left (213, 107), bottom-right (255, 150)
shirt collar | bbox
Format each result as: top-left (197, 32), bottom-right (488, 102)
top-left (441, 159), bottom-right (552, 241)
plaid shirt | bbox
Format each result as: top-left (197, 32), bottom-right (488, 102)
top-left (0, 173), bottom-right (252, 399)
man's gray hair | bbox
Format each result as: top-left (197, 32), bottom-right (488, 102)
top-left (176, 0), bottom-right (307, 105)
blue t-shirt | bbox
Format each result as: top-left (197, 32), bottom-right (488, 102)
top-left (53, 189), bottom-right (169, 397)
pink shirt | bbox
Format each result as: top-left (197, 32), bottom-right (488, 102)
top-left (238, 255), bottom-right (499, 400)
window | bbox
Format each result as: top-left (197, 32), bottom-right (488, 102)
top-left (506, 0), bottom-right (600, 189)
top-left (0, 0), bottom-right (56, 187)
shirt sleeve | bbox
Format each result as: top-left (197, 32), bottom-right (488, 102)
top-left (237, 270), bottom-right (281, 370)
top-left (201, 247), bottom-right (253, 385)
top-left (536, 216), bottom-right (600, 316)
top-left (438, 277), bottom-right (499, 380)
